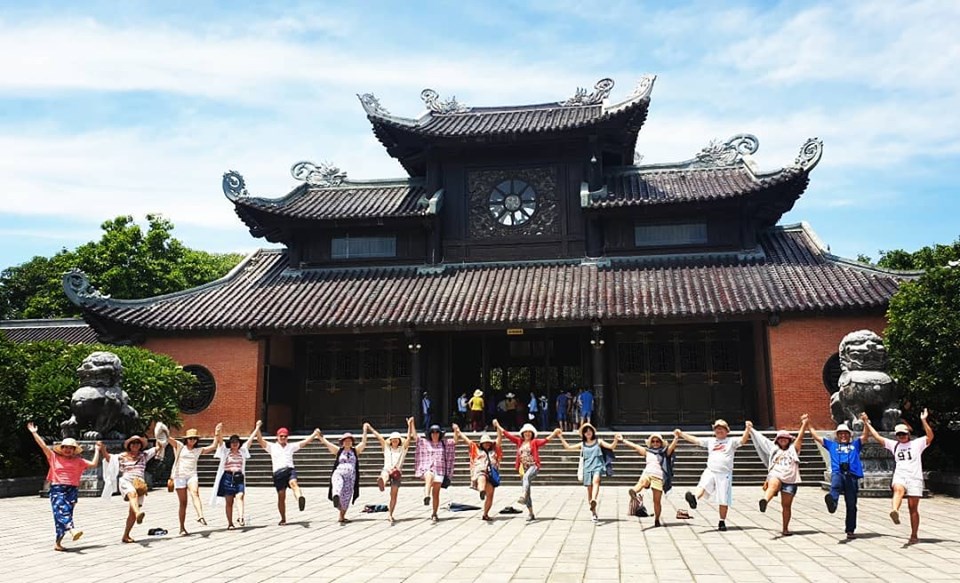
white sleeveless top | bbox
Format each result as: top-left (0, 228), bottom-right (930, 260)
top-left (174, 446), bottom-right (202, 478)
top-left (382, 445), bottom-right (408, 471)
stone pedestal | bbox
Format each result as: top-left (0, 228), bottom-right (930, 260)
top-left (820, 436), bottom-right (929, 498)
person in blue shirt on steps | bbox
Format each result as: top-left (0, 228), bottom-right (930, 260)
top-left (579, 388), bottom-right (594, 425)
top-left (808, 415), bottom-right (869, 539)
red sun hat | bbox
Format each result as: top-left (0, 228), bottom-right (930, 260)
top-left (276, 427), bottom-right (290, 437)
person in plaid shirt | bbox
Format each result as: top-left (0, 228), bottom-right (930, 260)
top-left (414, 424), bottom-right (457, 522)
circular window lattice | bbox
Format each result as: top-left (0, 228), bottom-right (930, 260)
top-left (488, 179), bottom-right (537, 226)
top-left (180, 365), bottom-right (216, 414)
top-left (822, 353), bottom-right (841, 395)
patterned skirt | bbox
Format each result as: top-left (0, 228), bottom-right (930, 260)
top-left (49, 484), bottom-right (79, 540)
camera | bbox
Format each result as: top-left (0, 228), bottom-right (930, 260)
top-left (839, 462), bottom-right (850, 473)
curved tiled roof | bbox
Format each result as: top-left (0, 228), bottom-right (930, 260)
top-left (230, 180), bottom-right (431, 221)
top-left (0, 319), bottom-right (96, 344)
top-left (66, 225), bottom-right (909, 335)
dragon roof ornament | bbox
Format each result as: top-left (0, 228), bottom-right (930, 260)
top-left (626, 74), bottom-right (656, 100)
top-left (63, 269), bottom-right (110, 309)
top-left (291, 161), bottom-right (347, 187)
top-left (357, 93), bottom-right (390, 117)
top-left (561, 78), bottom-right (615, 107)
top-left (689, 134), bottom-right (760, 168)
top-left (222, 170), bottom-right (249, 200)
top-left (420, 89), bottom-right (469, 114)
top-left (794, 137), bottom-right (824, 170)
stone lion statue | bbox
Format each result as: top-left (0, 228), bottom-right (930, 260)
top-left (829, 330), bottom-right (901, 431)
top-left (60, 351), bottom-right (139, 440)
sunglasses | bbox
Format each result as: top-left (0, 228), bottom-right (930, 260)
top-left (896, 432), bottom-right (908, 436)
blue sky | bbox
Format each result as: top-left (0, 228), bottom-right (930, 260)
top-left (1, 1), bottom-right (958, 270)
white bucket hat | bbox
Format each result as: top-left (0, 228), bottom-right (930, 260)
top-left (519, 423), bottom-right (537, 438)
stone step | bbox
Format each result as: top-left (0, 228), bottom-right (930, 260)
top-left (192, 431), bottom-right (827, 488)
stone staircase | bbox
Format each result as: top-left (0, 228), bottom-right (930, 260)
top-left (197, 431), bottom-right (826, 488)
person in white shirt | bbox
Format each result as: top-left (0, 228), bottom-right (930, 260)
top-left (168, 423), bottom-right (222, 535)
top-left (366, 417), bottom-right (416, 523)
top-left (677, 419), bottom-right (752, 532)
top-left (749, 414), bottom-right (809, 536)
top-left (255, 425), bottom-right (320, 526)
top-left (864, 408), bottom-right (934, 544)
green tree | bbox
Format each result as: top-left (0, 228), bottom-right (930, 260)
top-left (0, 339), bottom-right (197, 477)
top-left (0, 215), bottom-right (244, 319)
top-left (873, 237), bottom-right (960, 270)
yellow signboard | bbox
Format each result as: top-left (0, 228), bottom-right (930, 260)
top-left (506, 328), bottom-right (524, 336)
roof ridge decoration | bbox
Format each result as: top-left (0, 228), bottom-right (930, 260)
top-left (691, 134), bottom-right (760, 168)
top-left (561, 78), bottom-right (615, 107)
top-left (793, 137), bottom-right (824, 171)
top-left (63, 269), bottom-right (110, 309)
top-left (222, 170), bottom-right (249, 199)
top-left (357, 93), bottom-right (389, 116)
top-left (291, 160), bottom-right (347, 187)
top-left (420, 89), bottom-right (469, 114)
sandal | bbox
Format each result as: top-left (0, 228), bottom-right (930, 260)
top-left (136, 511), bottom-right (145, 525)
top-left (676, 510), bottom-right (692, 520)
top-left (227, 524), bottom-right (236, 530)
top-left (430, 514), bottom-right (439, 523)
top-left (71, 530), bottom-right (84, 542)
top-left (122, 536), bottom-right (135, 543)
top-left (237, 517), bottom-right (245, 527)
top-left (278, 520), bottom-right (287, 526)
top-left (197, 517), bottom-right (207, 526)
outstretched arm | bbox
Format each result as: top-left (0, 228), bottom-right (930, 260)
top-left (921, 408), bottom-right (934, 446)
top-left (243, 420), bottom-right (261, 450)
top-left (200, 423), bottom-right (224, 454)
top-left (808, 418), bottom-right (824, 446)
top-left (618, 434), bottom-right (645, 455)
top-left (26, 422), bottom-right (52, 459)
top-left (557, 432), bottom-right (581, 452)
top-left (85, 441), bottom-right (102, 468)
top-left (298, 428), bottom-right (321, 450)
top-left (666, 429), bottom-right (681, 455)
top-left (357, 423), bottom-right (370, 454)
top-left (794, 414), bottom-right (808, 453)
top-left (98, 440), bottom-right (112, 462)
top-left (255, 424), bottom-right (269, 451)
top-left (452, 424), bottom-right (472, 446)
top-left (317, 431), bottom-right (339, 455)
top-left (366, 422), bottom-right (385, 447)
top-left (740, 421), bottom-right (754, 445)
top-left (542, 428), bottom-right (562, 443)
top-left (403, 417), bottom-right (416, 448)
top-left (861, 413), bottom-right (884, 444)
top-left (676, 429), bottom-right (701, 446)
top-left (494, 421), bottom-right (504, 448)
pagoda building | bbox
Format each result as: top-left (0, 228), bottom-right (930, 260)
top-left (64, 76), bottom-right (910, 433)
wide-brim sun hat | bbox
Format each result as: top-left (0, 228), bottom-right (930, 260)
top-left (473, 390), bottom-right (483, 397)
top-left (519, 423), bottom-right (537, 438)
top-left (712, 419), bottom-right (730, 430)
top-left (505, 392), bottom-right (515, 398)
top-left (894, 423), bottom-right (911, 435)
top-left (124, 435), bottom-right (148, 450)
top-left (646, 433), bottom-right (664, 447)
top-left (387, 431), bottom-right (403, 445)
top-left (53, 437), bottom-right (83, 455)
top-left (425, 424), bottom-right (444, 439)
top-left (479, 433), bottom-right (496, 445)
top-left (184, 428), bottom-right (200, 438)
top-left (340, 432), bottom-right (355, 445)
top-left (579, 423), bottom-right (597, 438)
top-left (775, 430), bottom-right (793, 441)
top-left (835, 424), bottom-right (852, 434)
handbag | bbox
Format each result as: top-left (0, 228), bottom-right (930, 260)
top-left (485, 451), bottom-right (501, 487)
top-left (576, 449), bottom-right (584, 482)
top-left (440, 442), bottom-right (451, 489)
top-left (131, 477), bottom-right (149, 496)
top-left (166, 478), bottom-right (175, 492)
top-left (389, 467), bottom-right (402, 481)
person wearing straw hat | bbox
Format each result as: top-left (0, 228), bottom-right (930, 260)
top-left (468, 390), bottom-right (485, 431)
top-left (677, 419), bottom-right (752, 532)
top-left (367, 417), bottom-right (416, 523)
top-left (210, 420), bottom-right (261, 530)
top-left (255, 425), bottom-right (321, 526)
top-left (808, 415), bottom-right (869, 539)
top-left (414, 424), bottom-right (457, 522)
top-left (98, 432), bottom-right (162, 543)
top-left (863, 408), bottom-right (934, 544)
top-left (452, 422), bottom-right (504, 521)
top-left (747, 414), bottom-right (809, 536)
top-left (27, 422), bottom-right (101, 551)
top-left (317, 425), bottom-right (370, 524)
top-left (557, 423), bottom-right (619, 523)
top-left (497, 419), bottom-right (561, 521)
top-left (168, 423), bottom-right (222, 535)
top-left (618, 430), bottom-right (680, 527)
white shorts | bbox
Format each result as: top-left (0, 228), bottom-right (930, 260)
top-left (892, 475), bottom-right (924, 497)
top-left (173, 475), bottom-right (198, 489)
top-left (118, 477), bottom-right (145, 504)
top-left (697, 470), bottom-right (733, 506)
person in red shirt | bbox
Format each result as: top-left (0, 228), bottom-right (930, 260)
top-left (28, 422), bottom-right (101, 551)
top-left (497, 420), bottom-right (561, 521)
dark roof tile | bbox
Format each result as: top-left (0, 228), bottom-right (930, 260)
top-left (0, 319), bottom-right (97, 344)
top-left (232, 180), bottom-right (430, 221)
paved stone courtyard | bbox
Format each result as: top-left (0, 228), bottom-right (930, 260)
top-left (4, 485), bottom-right (960, 582)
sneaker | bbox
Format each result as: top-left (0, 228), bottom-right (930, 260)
top-left (846, 532), bottom-right (856, 540)
top-left (377, 477), bottom-right (385, 492)
top-left (758, 499), bottom-right (768, 513)
top-left (824, 493), bottom-right (838, 513)
top-left (890, 510), bottom-right (900, 525)
top-left (332, 494), bottom-right (340, 509)
top-left (685, 491), bottom-right (698, 509)
top-left (718, 521), bottom-right (727, 532)
top-left (591, 515), bottom-right (599, 524)
top-left (298, 496), bottom-right (306, 512)
top-left (526, 514), bottom-right (536, 522)
top-left (654, 520), bottom-right (661, 527)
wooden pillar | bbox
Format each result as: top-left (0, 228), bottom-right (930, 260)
top-left (408, 337), bottom-right (423, 424)
top-left (590, 322), bottom-right (607, 426)
top-left (752, 320), bottom-right (772, 428)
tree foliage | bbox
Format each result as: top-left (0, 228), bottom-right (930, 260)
top-left (0, 338), bottom-right (196, 477)
top-left (860, 237), bottom-right (960, 270)
top-left (0, 214), bottom-right (243, 319)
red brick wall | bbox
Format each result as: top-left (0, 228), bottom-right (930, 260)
top-left (144, 335), bottom-right (264, 438)
top-left (767, 314), bottom-right (887, 430)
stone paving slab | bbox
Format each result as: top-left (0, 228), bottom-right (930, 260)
top-left (3, 485), bottom-right (959, 582)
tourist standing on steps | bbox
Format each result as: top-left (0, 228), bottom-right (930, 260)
top-left (319, 425), bottom-right (369, 524)
top-left (413, 424), bottom-right (456, 522)
top-left (579, 388), bottom-right (594, 425)
top-left (421, 392), bottom-right (433, 429)
top-left (555, 390), bottom-right (569, 432)
top-left (457, 393), bottom-right (469, 426)
top-left (808, 415), bottom-right (869, 539)
top-left (99, 433), bottom-right (162, 543)
top-left (28, 422), bottom-right (101, 551)
top-left (618, 430), bottom-right (679, 527)
top-left (168, 423), bottom-right (222, 535)
top-left (498, 420), bottom-right (560, 521)
top-left (864, 408), bottom-right (934, 545)
top-left (367, 417), bottom-right (416, 523)
top-left (210, 420), bottom-right (261, 529)
top-left (677, 419), bottom-right (752, 532)
top-left (468, 390), bottom-right (485, 431)
top-left (557, 423), bottom-right (619, 523)
top-left (255, 425), bottom-right (320, 526)
top-left (453, 423), bottom-right (503, 521)
top-left (749, 414), bottom-right (808, 536)
top-left (538, 393), bottom-right (549, 430)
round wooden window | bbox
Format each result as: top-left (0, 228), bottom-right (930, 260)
top-left (488, 179), bottom-right (537, 226)
top-left (180, 365), bottom-right (216, 414)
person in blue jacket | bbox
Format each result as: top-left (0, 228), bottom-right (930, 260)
top-left (808, 414), bottom-right (869, 539)
top-left (579, 388), bottom-right (594, 425)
